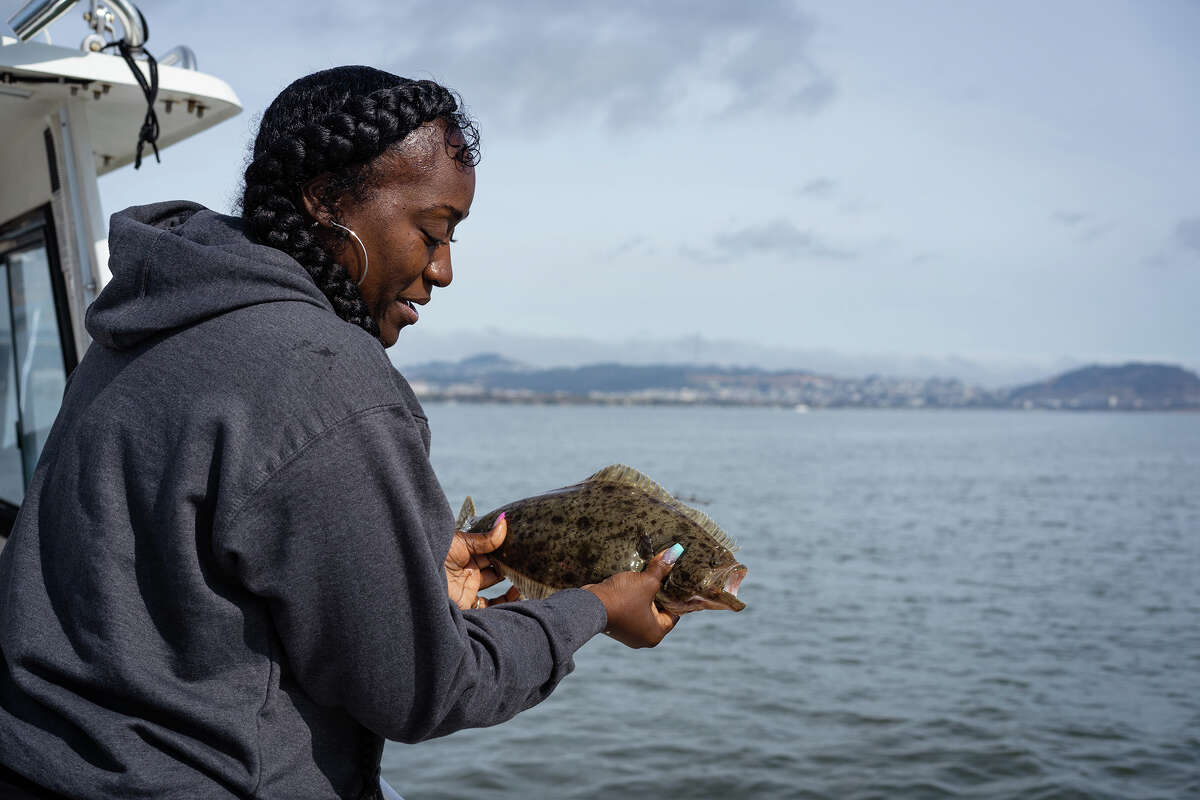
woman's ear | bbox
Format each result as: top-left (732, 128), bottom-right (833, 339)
top-left (300, 175), bottom-right (335, 225)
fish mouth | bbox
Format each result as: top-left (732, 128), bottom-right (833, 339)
top-left (715, 564), bottom-right (747, 611)
top-left (724, 565), bottom-right (747, 597)
top-left (660, 592), bottom-right (745, 614)
top-left (656, 564), bottom-right (748, 614)
top-left (665, 564), bottom-right (746, 613)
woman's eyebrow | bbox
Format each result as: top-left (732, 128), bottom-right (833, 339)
top-left (418, 203), bottom-right (467, 222)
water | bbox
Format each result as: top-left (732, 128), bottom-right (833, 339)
top-left (382, 407), bottom-right (1200, 799)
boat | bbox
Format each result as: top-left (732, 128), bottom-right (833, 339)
top-left (0, 0), bottom-right (239, 539)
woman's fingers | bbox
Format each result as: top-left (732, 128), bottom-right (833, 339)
top-left (653, 604), bottom-right (681, 631)
top-left (489, 586), bottom-right (521, 606)
top-left (641, 544), bottom-right (684, 632)
top-left (644, 542), bottom-right (685, 584)
top-left (584, 542), bottom-right (686, 648)
top-left (457, 513), bottom-right (507, 556)
top-left (469, 585), bottom-right (521, 610)
top-left (475, 563), bottom-right (504, 589)
top-left (651, 546), bottom-right (685, 636)
top-left (445, 516), bottom-right (510, 610)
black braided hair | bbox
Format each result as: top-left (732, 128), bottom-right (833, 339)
top-left (240, 66), bottom-right (479, 341)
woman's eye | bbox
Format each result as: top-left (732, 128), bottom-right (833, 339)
top-left (421, 231), bottom-right (455, 247)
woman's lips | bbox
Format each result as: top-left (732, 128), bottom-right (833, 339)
top-left (396, 299), bottom-right (420, 326)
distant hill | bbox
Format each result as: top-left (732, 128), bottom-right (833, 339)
top-left (1006, 363), bottom-right (1200, 410)
top-left (405, 357), bottom-right (816, 396)
top-left (398, 352), bottom-right (529, 382)
top-left (403, 355), bottom-right (1200, 410)
top-left (402, 355), bottom-right (987, 407)
top-left (391, 328), bottom-right (1108, 388)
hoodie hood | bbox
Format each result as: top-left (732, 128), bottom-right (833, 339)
top-left (86, 201), bottom-right (332, 350)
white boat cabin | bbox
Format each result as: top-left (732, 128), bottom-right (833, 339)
top-left (0, 0), bottom-right (240, 536)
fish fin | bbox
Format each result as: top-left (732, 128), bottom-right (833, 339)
top-left (674, 504), bottom-right (739, 553)
top-left (496, 562), bottom-right (559, 601)
top-left (455, 496), bottom-right (476, 531)
top-left (587, 464), bottom-right (740, 553)
top-left (587, 464), bottom-right (676, 503)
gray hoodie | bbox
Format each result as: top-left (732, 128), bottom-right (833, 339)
top-left (0, 202), bottom-right (606, 799)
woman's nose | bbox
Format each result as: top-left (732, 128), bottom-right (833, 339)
top-left (426, 250), bottom-right (452, 287)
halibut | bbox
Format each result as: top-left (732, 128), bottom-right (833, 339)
top-left (458, 465), bottom-right (747, 614)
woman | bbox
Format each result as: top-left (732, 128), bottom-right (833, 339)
top-left (0, 66), bottom-right (679, 799)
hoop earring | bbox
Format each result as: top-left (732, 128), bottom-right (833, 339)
top-left (330, 221), bottom-right (369, 286)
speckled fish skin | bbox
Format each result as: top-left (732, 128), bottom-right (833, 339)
top-left (463, 466), bottom-right (747, 614)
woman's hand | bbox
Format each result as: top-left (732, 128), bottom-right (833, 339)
top-left (583, 544), bottom-right (683, 648)
top-left (445, 514), bottom-right (520, 611)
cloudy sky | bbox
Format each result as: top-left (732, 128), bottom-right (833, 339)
top-left (11, 0), bottom-right (1199, 380)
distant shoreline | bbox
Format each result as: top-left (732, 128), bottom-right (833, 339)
top-left (415, 393), bottom-right (1200, 412)
top-left (405, 357), bottom-right (1200, 412)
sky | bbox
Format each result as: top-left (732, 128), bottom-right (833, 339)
top-left (8, 0), bottom-right (1199, 384)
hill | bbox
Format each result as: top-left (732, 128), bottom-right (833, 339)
top-left (402, 356), bottom-right (991, 407)
top-left (402, 356), bottom-right (1200, 410)
top-left (1006, 363), bottom-right (1200, 410)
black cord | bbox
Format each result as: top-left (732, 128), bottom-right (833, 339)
top-left (102, 39), bottom-right (160, 168)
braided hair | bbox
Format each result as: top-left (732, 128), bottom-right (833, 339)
top-left (241, 66), bottom-right (479, 341)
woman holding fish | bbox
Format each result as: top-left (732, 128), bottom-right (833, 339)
top-left (0, 67), bottom-right (684, 799)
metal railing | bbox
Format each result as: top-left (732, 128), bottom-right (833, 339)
top-left (7, 0), bottom-right (197, 70)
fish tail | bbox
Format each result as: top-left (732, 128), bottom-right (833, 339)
top-left (456, 496), bottom-right (477, 530)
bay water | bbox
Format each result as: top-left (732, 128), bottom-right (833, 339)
top-left (383, 406), bottom-right (1200, 799)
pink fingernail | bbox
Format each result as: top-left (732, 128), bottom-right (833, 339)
top-left (662, 543), bottom-right (685, 565)
top-left (497, 512), bottom-right (506, 523)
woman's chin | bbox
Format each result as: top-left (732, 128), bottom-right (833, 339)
top-left (377, 302), bottom-right (420, 347)
top-left (378, 321), bottom-right (403, 347)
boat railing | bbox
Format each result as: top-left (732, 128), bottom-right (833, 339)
top-left (8, 0), bottom-right (197, 69)
top-left (157, 45), bottom-right (196, 70)
top-left (81, 0), bottom-right (147, 49)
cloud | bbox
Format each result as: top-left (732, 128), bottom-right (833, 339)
top-left (1051, 211), bottom-right (1088, 226)
top-left (605, 235), bottom-right (652, 259)
top-left (306, 0), bottom-right (835, 131)
top-left (682, 219), bottom-right (857, 264)
top-left (1080, 222), bottom-right (1114, 243)
top-left (1173, 217), bottom-right (1200, 255)
top-left (798, 177), bottom-right (836, 198)
top-left (1051, 211), bottom-right (1114, 243)
top-left (1142, 252), bottom-right (1170, 269)
top-left (1145, 217), bottom-right (1200, 267)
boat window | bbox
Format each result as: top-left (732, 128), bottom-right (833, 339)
top-left (0, 207), bottom-right (75, 509)
top-left (0, 280), bottom-right (21, 507)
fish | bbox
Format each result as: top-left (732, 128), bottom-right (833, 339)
top-left (457, 464), bottom-right (747, 614)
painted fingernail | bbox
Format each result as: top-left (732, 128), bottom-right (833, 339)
top-left (497, 512), bottom-right (506, 523)
top-left (662, 543), bottom-right (685, 565)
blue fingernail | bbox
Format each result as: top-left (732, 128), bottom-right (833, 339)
top-left (662, 543), bottom-right (685, 565)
